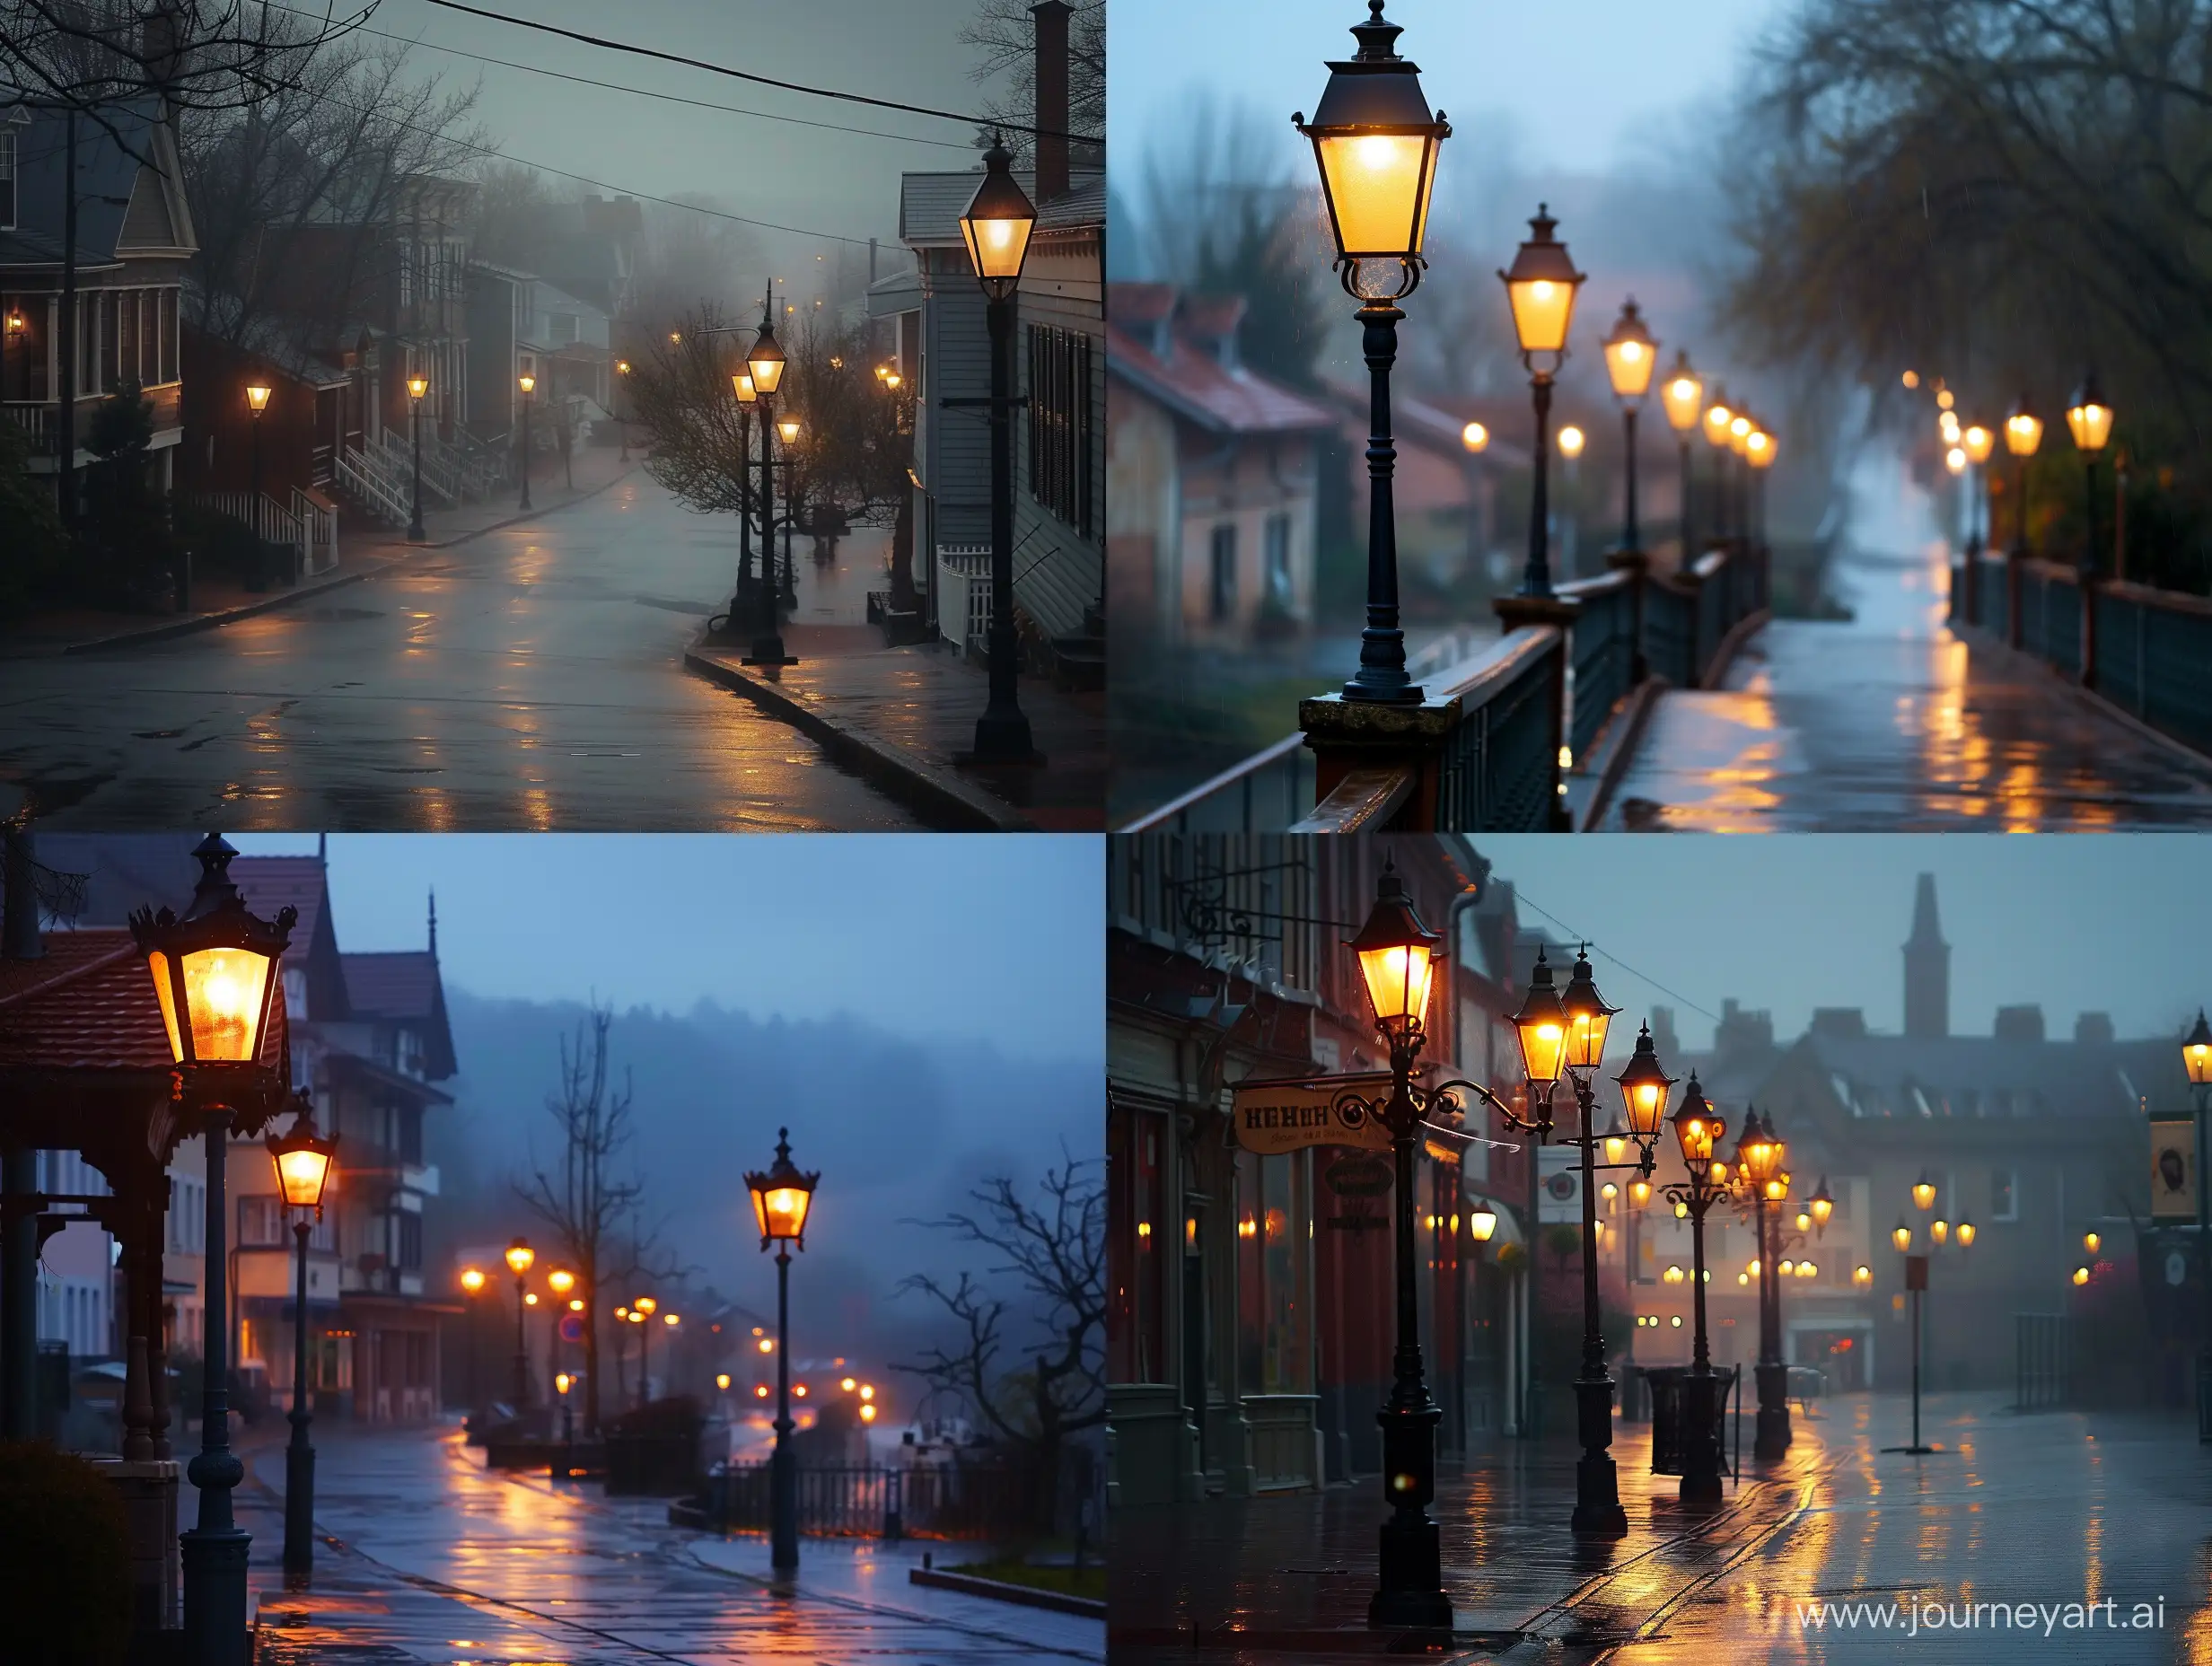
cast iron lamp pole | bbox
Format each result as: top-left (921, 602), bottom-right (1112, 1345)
top-left (517, 373), bottom-right (535, 512)
top-left (743, 293), bottom-right (799, 668)
top-left (1295, 2), bottom-right (1449, 703)
top-left (1658, 1078), bottom-right (1729, 1506)
top-left (129, 834), bottom-right (297, 1666)
top-left (2066, 373), bottom-right (2114, 583)
top-left (617, 358), bottom-right (632, 462)
top-left (2183, 1012), bottom-right (2212, 1439)
top-left (953, 137), bottom-right (1044, 756)
top-left (2005, 396), bottom-right (2043, 561)
top-left (777, 416), bottom-right (803, 607)
top-left (1500, 206), bottom-right (1585, 601)
top-left (1700, 390), bottom-right (1734, 546)
top-left (1659, 352), bottom-right (1704, 564)
top-left (268, 1101), bottom-right (337, 1584)
top-left (725, 370), bottom-right (759, 637)
top-left (505, 1237), bottom-right (535, 1407)
top-left (459, 1267), bottom-right (486, 1422)
top-left (246, 381), bottom-right (272, 589)
top-left (1746, 426), bottom-right (1776, 557)
top-left (1732, 1109), bottom-right (1789, 1460)
top-left (635, 1294), bottom-right (658, 1400)
top-left (747, 1130), bottom-right (821, 1574)
top-left (406, 373), bottom-right (429, 543)
top-left (1600, 300), bottom-right (1657, 561)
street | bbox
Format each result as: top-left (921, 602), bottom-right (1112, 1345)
top-left (1111, 1392), bottom-right (2212, 1665)
top-left (0, 471), bottom-right (927, 831)
top-left (229, 1422), bottom-right (1103, 1665)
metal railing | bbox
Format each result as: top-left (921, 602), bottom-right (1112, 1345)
top-left (335, 443), bottom-right (411, 528)
top-left (706, 1460), bottom-right (1033, 1540)
top-left (2014, 1312), bottom-right (2074, 1411)
top-left (1119, 542), bottom-right (1768, 833)
top-left (184, 488), bottom-right (308, 575)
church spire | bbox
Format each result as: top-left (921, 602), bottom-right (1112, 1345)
top-left (1903, 872), bottom-right (1949, 1039)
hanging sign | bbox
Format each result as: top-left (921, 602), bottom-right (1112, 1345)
top-left (1231, 1073), bottom-right (1394, 1155)
top-left (2150, 1114), bottom-right (2197, 1222)
top-left (1324, 1153), bottom-right (1394, 1197)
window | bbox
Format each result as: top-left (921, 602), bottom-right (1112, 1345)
top-left (1107, 1103), bottom-right (1168, 1383)
top-left (1991, 1169), bottom-right (2018, 1223)
top-left (1234, 1148), bottom-right (1312, 1394)
top-left (1264, 513), bottom-right (1292, 607)
top-left (552, 311), bottom-right (577, 345)
top-left (1209, 523), bottom-right (1237, 622)
top-left (397, 1212), bottom-right (423, 1271)
top-left (0, 131), bottom-right (14, 229)
top-left (238, 1195), bottom-right (285, 1248)
top-left (1024, 322), bottom-right (1093, 535)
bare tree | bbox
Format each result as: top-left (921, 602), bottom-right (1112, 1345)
top-left (896, 1158), bottom-right (1104, 1532)
top-left (517, 1008), bottom-right (651, 1436)
top-left (960, 0), bottom-right (1103, 158)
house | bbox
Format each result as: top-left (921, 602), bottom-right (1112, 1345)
top-left (0, 93), bottom-right (197, 506)
top-left (1106, 285), bottom-right (1336, 644)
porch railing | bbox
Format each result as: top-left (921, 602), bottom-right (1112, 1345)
top-left (1119, 540), bottom-right (1769, 834)
top-left (334, 443), bottom-right (411, 529)
top-left (183, 488), bottom-right (308, 576)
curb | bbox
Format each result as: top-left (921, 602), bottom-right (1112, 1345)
top-left (908, 1565), bottom-right (1105, 1620)
top-left (1576, 675), bottom-right (1666, 832)
top-left (57, 465), bottom-right (636, 655)
top-left (682, 643), bottom-right (1036, 832)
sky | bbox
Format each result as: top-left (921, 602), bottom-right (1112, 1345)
top-left (1110, 0), bottom-right (1777, 188)
top-left (230, 834), bottom-right (1103, 1061)
top-left (347, 0), bottom-right (1008, 252)
top-left (1478, 836), bottom-right (2212, 1053)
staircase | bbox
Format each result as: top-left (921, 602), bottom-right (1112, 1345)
top-left (334, 442), bottom-right (412, 528)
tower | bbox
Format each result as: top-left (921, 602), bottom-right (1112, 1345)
top-left (1903, 872), bottom-right (1949, 1039)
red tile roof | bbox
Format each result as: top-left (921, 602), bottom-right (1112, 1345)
top-left (231, 857), bottom-right (329, 959)
top-left (0, 930), bottom-right (288, 1073)
top-left (343, 951), bottom-right (437, 1021)
top-left (1106, 283), bottom-right (1337, 437)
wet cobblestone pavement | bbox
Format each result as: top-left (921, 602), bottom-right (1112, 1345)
top-left (1112, 1391), bottom-right (2212, 1664)
top-left (227, 1424), bottom-right (1102, 1664)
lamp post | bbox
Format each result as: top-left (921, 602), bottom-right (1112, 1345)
top-left (1886, 1216), bottom-right (1936, 1455)
top-left (1746, 425), bottom-right (1775, 554)
top-left (617, 359), bottom-right (632, 462)
top-left (1962, 422), bottom-right (1994, 570)
top-left (405, 373), bottom-right (429, 543)
top-left (547, 1267), bottom-right (575, 1392)
top-left (1733, 1109), bottom-right (1789, 1460)
top-left (747, 1130), bottom-right (821, 1574)
top-left (246, 381), bottom-right (273, 590)
top-left (743, 294), bottom-right (799, 668)
top-left (1600, 300), bottom-right (1657, 564)
top-left (2005, 395), bottom-right (2043, 559)
top-left (954, 137), bottom-right (1044, 754)
top-left (517, 373), bottom-right (535, 512)
top-left (634, 1293), bottom-right (659, 1400)
top-left (267, 1102), bottom-right (337, 1584)
top-left (2184, 1010), bottom-right (2212, 1439)
top-left (128, 834), bottom-right (296, 1666)
top-left (505, 1237), bottom-right (535, 1407)
top-left (2066, 374), bottom-right (2114, 583)
top-left (729, 370), bottom-right (759, 636)
top-left (460, 1267), bottom-right (486, 1420)
top-left (776, 414), bottom-right (802, 607)
top-left (1657, 1078), bottom-right (1729, 1506)
top-left (1701, 390), bottom-right (1733, 544)
top-left (1294, 4), bottom-right (1449, 701)
top-left (1485, 949), bottom-right (1671, 1537)
top-left (1499, 206), bottom-right (1585, 601)
top-left (1659, 351), bottom-right (1704, 565)
top-left (1727, 412), bottom-right (1753, 545)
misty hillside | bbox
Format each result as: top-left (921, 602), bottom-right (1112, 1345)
top-left (426, 990), bottom-right (1101, 1363)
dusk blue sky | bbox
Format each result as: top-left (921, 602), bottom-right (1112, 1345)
top-left (230, 834), bottom-right (1103, 1062)
top-left (1481, 836), bottom-right (2212, 1053)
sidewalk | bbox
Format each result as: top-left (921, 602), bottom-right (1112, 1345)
top-left (0, 443), bottom-right (636, 658)
top-left (1112, 1412), bottom-right (1831, 1662)
top-left (686, 618), bottom-right (1107, 833)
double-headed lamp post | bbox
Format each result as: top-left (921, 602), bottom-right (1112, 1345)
top-left (1500, 206), bottom-right (1585, 601)
top-left (954, 137), bottom-right (1043, 756)
top-left (267, 1104), bottom-right (337, 1584)
top-left (505, 1236), bottom-right (535, 1407)
top-left (2005, 395), bottom-right (2044, 561)
top-left (1600, 300), bottom-right (1657, 563)
top-left (1733, 1109), bottom-right (1790, 1460)
top-left (406, 373), bottom-right (429, 543)
top-left (2066, 374), bottom-right (2114, 582)
top-left (747, 1130), bottom-right (820, 1574)
top-left (742, 297), bottom-right (799, 669)
top-left (1295, 2), bottom-right (1449, 703)
top-left (2185, 1011), bottom-right (2212, 1438)
top-left (517, 373), bottom-right (536, 512)
top-left (1658, 1079), bottom-right (1730, 1506)
top-left (128, 834), bottom-right (297, 1666)
top-left (1659, 352), bottom-right (1704, 564)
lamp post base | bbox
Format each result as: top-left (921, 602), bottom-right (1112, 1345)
top-left (958, 706), bottom-right (1045, 767)
top-left (1369, 1515), bottom-right (1451, 1630)
top-left (1569, 1373), bottom-right (1627, 1537)
top-left (180, 1525), bottom-right (253, 1666)
top-left (282, 1419), bottom-right (316, 1582)
top-left (1679, 1369), bottom-right (1725, 1507)
top-left (1754, 1361), bottom-right (1792, 1460)
top-left (742, 638), bottom-right (799, 668)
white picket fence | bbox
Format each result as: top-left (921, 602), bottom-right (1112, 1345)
top-left (936, 544), bottom-right (993, 658)
top-left (294, 487), bottom-right (339, 575)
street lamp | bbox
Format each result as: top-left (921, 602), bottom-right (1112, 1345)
top-left (725, 370), bottom-right (760, 634)
top-left (2183, 1009), bottom-right (2212, 1439)
top-left (2006, 394), bottom-right (2044, 560)
top-left (505, 1237), bottom-right (535, 1407)
top-left (267, 1101), bottom-right (336, 1585)
top-left (460, 1267), bottom-right (486, 1423)
top-left (1600, 299), bottom-right (1657, 563)
top-left (406, 373), bottom-right (429, 543)
top-left (129, 834), bottom-right (295, 1666)
top-left (2066, 373), bottom-right (2114, 580)
top-left (747, 1128), bottom-right (820, 1574)
top-left (1700, 389), bottom-right (1735, 544)
top-left (1500, 205), bottom-right (1585, 601)
top-left (1734, 1109), bottom-right (1790, 1460)
top-left (1659, 351), bottom-right (1705, 563)
top-left (1745, 425), bottom-right (1776, 551)
top-left (1295, 3), bottom-right (1449, 702)
top-left (244, 381), bottom-right (274, 587)
top-left (517, 372), bottom-right (536, 512)
top-left (954, 136), bottom-right (1044, 753)
top-left (1659, 1077), bottom-right (1729, 1506)
top-left (1808, 1177), bottom-right (1834, 1234)
top-left (1912, 1171), bottom-right (1936, 1213)
top-left (1889, 1204), bottom-right (1936, 1456)
top-left (1962, 422), bottom-right (1994, 568)
top-left (743, 293), bottom-right (799, 668)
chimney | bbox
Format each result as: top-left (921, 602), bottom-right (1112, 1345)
top-left (1031, 1), bottom-right (1072, 205)
top-left (1994, 1004), bottom-right (2045, 1044)
top-left (2, 829), bottom-right (43, 961)
top-left (2073, 1012), bottom-right (2113, 1047)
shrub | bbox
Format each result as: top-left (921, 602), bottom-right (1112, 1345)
top-left (0, 1441), bottom-right (132, 1666)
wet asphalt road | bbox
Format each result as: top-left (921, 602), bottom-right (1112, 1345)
top-left (0, 474), bottom-right (924, 830)
top-left (235, 1423), bottom-right (1102, 1664)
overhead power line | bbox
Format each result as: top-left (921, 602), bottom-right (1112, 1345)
top-left (260, 0), bottom-right (974, 151)
top-left (420, 0), bottom-right (1093, 141)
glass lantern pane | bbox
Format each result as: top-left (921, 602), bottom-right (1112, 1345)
top-left (147, 950), bottom-right (184, 1064)
top-left (1603, 338), bottom-right (1655, 399)
top-left (180, 944), bottom-right (271, 1063)
top-left (1316, 133), bottom-right (1427, 257)
top-left (961, 215), bottom-right (1034, 284)
top-left (1507, 277), bottom-right (1576, 355)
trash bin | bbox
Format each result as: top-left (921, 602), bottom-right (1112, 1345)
top-left (1645, 1365), bottom-right (1733, 1477)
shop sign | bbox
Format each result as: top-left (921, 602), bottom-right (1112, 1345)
top-left (1230, 1073), bottom-right (1393, 1155)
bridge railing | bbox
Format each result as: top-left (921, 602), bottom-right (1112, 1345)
top-left (1119, 541), bottom-right (1769, 834)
